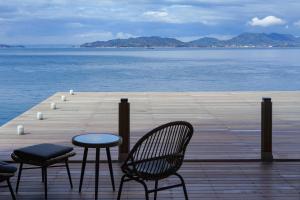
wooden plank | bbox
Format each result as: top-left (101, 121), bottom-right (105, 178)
top-left (0, 92), bottom-right (300, 161)
top-left (1, 162), bottom-right (300, 199)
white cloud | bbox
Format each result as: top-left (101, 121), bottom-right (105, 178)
top-left (249, 16), bottom-right (286, 27)
top-left (141, 5), bottom-right (228, 24)
top-left (116, 32), bottom-right (136, 39)
top-left (142, 10), bottom-right (180, 23)
top-left (2, 0), bottom-right (300, 44)
top-left (143, 11), bottom-right (169, 18)
top-left (0, 30), bottom-right (137, 45)
top-left (75, 31), bottom-right (136, 42)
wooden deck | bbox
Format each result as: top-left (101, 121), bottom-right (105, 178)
top-left (1, 161), bottom-right (300, 199)
top-left (1, 92), bottom-right (300, 161)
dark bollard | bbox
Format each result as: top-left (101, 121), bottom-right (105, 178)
top-left (261, 97), bottom-right (273, 162)
top-left (119, 98), bottom-right (130, 162)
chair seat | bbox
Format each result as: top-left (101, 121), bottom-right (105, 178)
top-left (0, 161), bottom-right (17, 174)
top-left (125, 159), bottom-right (176, 178)
top-left (14, 143), bottom-right (73, 162)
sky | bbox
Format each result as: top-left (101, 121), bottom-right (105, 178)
top-left (0, 0), bottom-right (300, 45)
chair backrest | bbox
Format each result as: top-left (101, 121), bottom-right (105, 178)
top-left (124, 121), bottom-right (193, 179)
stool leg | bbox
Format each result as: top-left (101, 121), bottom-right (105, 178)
top-left (43, 167), bottom-right (48, 199)
top-left (65, 160), bottom-right (73, 188)
top-left (79, 147), bottom-right (88, 192)
top-left (106, 147), bottom-right (115, 191)
top-left (16, 162), bottom-right (23, 193)
top-left (95, 148), bottom-right (100, 200)
top-left (7, 178), bottom-right (16, 200)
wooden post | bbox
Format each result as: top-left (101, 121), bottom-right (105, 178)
top-left (119, 98), bottom-right (130, 162)
top-left (261, 97), bottom-right (273, 162)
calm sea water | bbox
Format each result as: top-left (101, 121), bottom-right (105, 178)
top-left (1, 48), bottom-right (300, 125)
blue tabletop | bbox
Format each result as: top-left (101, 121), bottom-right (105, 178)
top-left (72, 133), bottom-right (122, 148)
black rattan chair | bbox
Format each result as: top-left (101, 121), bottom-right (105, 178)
top-left (117, 121), bottom-right (193, 200)
top-left (0, 161), bottom-right (17, 200)
top-left (11, 143), bottom-right (75, 199)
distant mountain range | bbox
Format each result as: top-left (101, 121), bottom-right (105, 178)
top-left (81, 33), bottom-right (300, 48)
top-left (0, 44), bottom-right (24, 48)
top-left (81, 36), bottom-right (185, 48)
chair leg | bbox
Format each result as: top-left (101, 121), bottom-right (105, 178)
top-left (117, 175), bottom-right (126, 200)
top-left (106, 147), bottom-right (115, 191)
top-left (175, 173), bottom-right (189, 200)
top-left (7, 178), bottom-right (16, 200)
top-left (43, 167), bottom-right (48, 199)
top-left (65, 160), bottom-right (73, 188)
top-left (140, 180), bottom-right (149, 200)
top-left (16, 162), bottom-right (23, 193)
top-left (154, 180), bottom-right (158, 200)
top-left (118, 177), bottom-right (149, 200)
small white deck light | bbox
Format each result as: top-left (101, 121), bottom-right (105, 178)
top-left (70, 89), bottom-right (74, 95)
top-left (61, 95), bottom-right (66, 101)
top-left (37, 112), bottom-right (43, 120)
top-left (17, 125), bottom-right (24, 135)
top-left (51, 102), bottom-right (56, 110)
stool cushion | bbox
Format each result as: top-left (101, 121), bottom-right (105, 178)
top-left (14, 143), bottom-right (73, 162)
top-left (0, 161), bottom-right (17, 174)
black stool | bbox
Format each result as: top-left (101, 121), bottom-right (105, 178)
top-left (11, 143), bottom-right (76, 199)
top-left (0, 161), bottom-right (17, 200)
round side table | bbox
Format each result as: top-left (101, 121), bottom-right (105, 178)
top-left (72, 133), bottom-right (122, 200)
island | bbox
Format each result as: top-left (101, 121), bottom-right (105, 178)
top-left (81, 33), bottom-right (300, 48)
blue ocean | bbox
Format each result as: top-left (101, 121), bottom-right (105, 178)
top-left (1, 48), bottom-right (300, 125)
